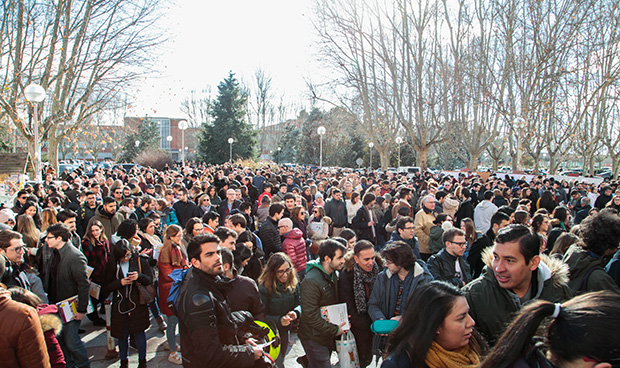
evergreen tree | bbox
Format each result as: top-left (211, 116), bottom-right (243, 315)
top-left (119, 117), bottom-right (160, 162)
top-left (198, 72), bottom-right (256, 163)
top-left (297, 108), bottom-right (325, 165)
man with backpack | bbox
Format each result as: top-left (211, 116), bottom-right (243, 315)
top-left (174, 233), bottom-right (264, 367)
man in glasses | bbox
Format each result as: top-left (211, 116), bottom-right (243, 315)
top-left (0, 230), bottom-right (32, 291)
top-left (427, 228), bottom-right (472, 287)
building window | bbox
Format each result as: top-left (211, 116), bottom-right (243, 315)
top-left (152, 118), bottom-right (171, 150)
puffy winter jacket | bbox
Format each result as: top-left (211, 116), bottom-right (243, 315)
top-left (282, 229), bottom-right (307, 273)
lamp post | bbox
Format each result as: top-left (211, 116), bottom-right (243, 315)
top-left (135, 140), bottom-right (140, 148)
top-left (395, 137), bottom-right (403, 168)
top-left (166, 135), bottom-right (173, 155)
top-left (369, 142), bottom-right (374, 170)
top-left (24, 83), bottom-right (46, 182)
top-left (513, 117), bottom-right (526, 171)
top-left (277, 147), bottom-right (281, 164)
top-left (228, 138), bottom-right (234, 163)
top-left (317, 126), bottom-right (326, 167)
top-left (178, 120), bottom-right (188, 168)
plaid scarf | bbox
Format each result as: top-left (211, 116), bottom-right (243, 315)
top-left (353, 262), bottom-right (379, 314)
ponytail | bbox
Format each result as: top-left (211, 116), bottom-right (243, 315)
top-left (480, 300), bottom-right (556, 368)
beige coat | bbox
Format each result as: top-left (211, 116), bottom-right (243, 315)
top-left (414, 209), bottom-right (435, 254)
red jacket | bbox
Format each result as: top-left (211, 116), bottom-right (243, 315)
top-left (282, 228), bottom-right (307, 273)
top-left (37, 304), bottom-right (65, 368)
top-left (158, 242), bottom-right (189, 316)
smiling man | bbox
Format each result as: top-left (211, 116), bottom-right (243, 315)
top-left (176, 233), bottom-right (263, 368)
top-left (463, 224), bottom-right (572, 345)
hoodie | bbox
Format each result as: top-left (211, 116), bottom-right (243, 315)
top-left (473, 200), bottom-right (498, 234)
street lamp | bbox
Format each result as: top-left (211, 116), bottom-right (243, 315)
top-left (166, 135), bottom-right (173, 155)
top-left (369, 142), bottom-right (374, 170)
top-left (277, 147), bottom-right (281, 165)
top-left (135, 140), bottom-right (140, 148)
top-left (513, 117), bottom-right (526, 171)
top-left (24, 83), bottom-right (46, 182)
top-left (178, 120), bottom-right (188, 168)
top-left (228, 138), bottom-right (234, 163)
top-left (395, 137), bottom-right (403, 168)
top-left (317, 126), bottom-right (326, 167)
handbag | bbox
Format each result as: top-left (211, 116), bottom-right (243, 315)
top-left (136, 258), bottom-right (156, 305)
top-left (309, 241), bottom-right (320, 255)
top-left (336, 330), bottom-right (360, 368)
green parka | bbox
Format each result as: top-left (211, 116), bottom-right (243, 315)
top-left (463, 250), bottom-right (572, 345)
top-left (563, 244), bottom-right (620, 294)
top-left (298, 260), bottom-right (340, 349)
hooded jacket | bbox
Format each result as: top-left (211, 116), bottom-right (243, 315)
top-left (282, 228), bottom-right (307, 273)
top-left (463, 250), bottom-right (572, 344)
top-left (298, 260), bottom-right (340, 349)
top-left (473, 200), bottom-right (498, 234)
top-left (38, 304), bottom-right (65, 368)
top-left (563, 244), bottom-right (620, 294)
top-left (87, 205), bottom-right (124, 241)
top-left (367, 261), bottom-right (433, 321)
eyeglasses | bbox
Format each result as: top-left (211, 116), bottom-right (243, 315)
top-left (19, 196), bottom-right (27, 200)
top-left (449, 241), bottom-right (468, 247)
top-left (277, 268), bottom-right (292, 275)
top-left (403, 226), bottom-right (414, 230)
top-left (45, 235), bottom-right (56, 240)
top-left (8, 246), bottom-right (26, 253)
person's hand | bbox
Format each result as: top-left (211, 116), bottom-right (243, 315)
top-left (74, 312), bottom-right (86, 321)
top-left (127, 272), bottom-right (139, 281)
top-left (286, 311), bottom-right (297, 321)
top-left (246, 338), bottom-right (258, 346)
top-left (390, 316), bottom-right (402, 322)
top-left (140, 248), bottom-right (152, 255)
top-left (252, 346), bottom-right (264, 360)
top-left (120, 277), bottom-right (132, 286)
top-left (336, 322), bottom-right (347, 336)
top-left (281, 315), bottom-right (292, 327)
top-left (368, 221), bottom-right (374, 227)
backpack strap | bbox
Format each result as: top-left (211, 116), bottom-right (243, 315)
top-left (577, 266), bottom-right (603, 295)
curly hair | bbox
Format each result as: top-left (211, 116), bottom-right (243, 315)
top-left (579, 208), bottom-right (620, 256)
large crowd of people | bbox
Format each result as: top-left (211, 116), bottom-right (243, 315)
top-left (1, 162), bottom-right (620, 368)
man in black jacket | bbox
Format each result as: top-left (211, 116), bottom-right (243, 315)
top-left (217, 189), bottom-right (242, 226)
top-left (177, 234), bottom-right (263, 368)
top-left (324, 188), bottom-right (348, 237)
top-left (258, 203), bottom-right (285, 259)
top-left (338, 240), bottom-right (379, 368)
top-left (427, 228), bottom-right (472, 287)
top-left (76, 191), bottom-right (98, 238)
top-left (173, 188), bottom-right (201, 228)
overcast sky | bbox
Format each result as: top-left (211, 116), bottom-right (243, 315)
top-left (127, 0), bottom-right (322, 121)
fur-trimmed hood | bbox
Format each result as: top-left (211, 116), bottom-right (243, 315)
top-left (343, 249), bottom-right (384, 272)
top-left (481, 247), bottom-right (570, 288)
top-left (38, 304), bottom-right (62, 335)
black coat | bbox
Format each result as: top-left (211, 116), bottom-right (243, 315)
top-left (468, 230), bottom-right (494, 278)
top-left (455, 198), bottom-right (474, 228)
top-left (258, 217), bottom-right (281, 259)
top-left (351, 206), bottom-right (377, 244)
top-left (173, 200), bottom-right (202, 228)
top-left (103, 254), bottom-right (153, 339)
top-left (217, 200), bottom-right (242, 226)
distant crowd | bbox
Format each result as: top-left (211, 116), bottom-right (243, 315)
top-left (1, 162), bottom-right (619, 368)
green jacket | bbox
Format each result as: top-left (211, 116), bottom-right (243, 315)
top-left (563, 244), bottom-right (620, 294)
top-left (258, 283), bottom-right (301, 329)
top-left (463, 251), bottom-right (572, 345)
top-left (298, 260), bottom-right (340, 348)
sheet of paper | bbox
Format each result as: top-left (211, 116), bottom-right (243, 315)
top-left (320, 302), bottom-right (350, 331)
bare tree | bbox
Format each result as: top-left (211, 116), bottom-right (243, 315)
top-left (0, 0), bottom-right (164, 173)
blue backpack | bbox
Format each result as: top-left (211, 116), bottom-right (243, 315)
top-left (167, 268), bottom-right (190, 316)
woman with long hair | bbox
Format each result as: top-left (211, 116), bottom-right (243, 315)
top-left (549, 232), bottom-right (581, 260)
top-left (15, 214), bottom-right (40, 252)
top-left (481, 291), bottom-right (620, 368)
top-left (81, 220), bottom-right (110, 326)
top-left (206, 185), bottom-right (221, 206)
top-left (41, 208), bottom-right (58, 232)
top-left (117, 197), bottom-right (135, 220)
top-left (291, 205), bottom-right (308, 240)
top-left (103, 238), bottom-right (153, 368)
top-left (459, 218), bottom-right (480, 259)
top-left (382, 281), bottom-right (486, 368)
top-left (347, 192), bottom-right (363, 226)
top-left (158, 225), bottom-right (187, 365)
top-left (257, 252), bottom-right (300, 368)
top-left (531, 213), bottom-right (550, 251)
top-left (18, 201), bottom-right (42, 229)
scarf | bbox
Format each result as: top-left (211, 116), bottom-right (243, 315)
top-left (352, 262), bottom-right (379, 314)
top-left (425, 341), bottom-right (480, 368)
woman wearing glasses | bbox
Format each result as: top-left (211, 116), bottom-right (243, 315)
top-left (257, 252), bottom-right (301, 368)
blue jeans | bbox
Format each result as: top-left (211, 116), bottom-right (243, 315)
top-left (166, 315), bottom-right (179, 351)
top-left (58, 319), bottom-right (90, 368)
top-left (118, 324), bottom-right (147, 360)
top-left (275, 328), bottom-right (290, 368)
top-left (300, 339), bottom-right (332, 368)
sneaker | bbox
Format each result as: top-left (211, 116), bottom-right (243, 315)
top-left (156, 315), bottom-right (167, 332)
top-left (168, 351), bottom-right (182, 365)
top-left (163, 341), bottom-right (181, 351)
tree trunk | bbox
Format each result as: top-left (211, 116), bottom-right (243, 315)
top-left (511, 153), bottom-right (518, 171)
top-left (549, 154), bottom-right (557, 175)
top-left (469, 152), bottom-right (479, 171)
top-left (47, 127), bottom-right (60, 174)
top-left (417, 146), bottom-right (429, 170)
top-left (380, 152), bottom-right (390, 171)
